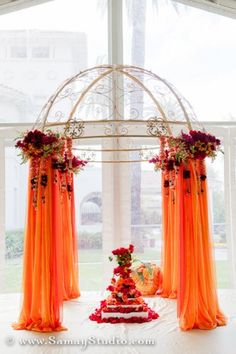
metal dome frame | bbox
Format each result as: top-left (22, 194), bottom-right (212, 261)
top-left (34, 64), bottom-right (202, 163)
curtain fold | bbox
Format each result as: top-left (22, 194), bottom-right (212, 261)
top-left (178, 160), bottom-right (227, 330)
top-left (12, 156), bottom-right (80, 332)
top-left (160, 159), bottom-right (227, 330)
top-left (159, 170), bottom-right (178, 299)
top-left (61, 174), bottom-right (80, 300)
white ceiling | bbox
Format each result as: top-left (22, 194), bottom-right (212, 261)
top-left (0, 0), bottom-right (236, 19)
top-left (175, 0), bottom-right (236, 18)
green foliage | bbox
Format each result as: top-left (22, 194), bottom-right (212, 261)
top-left (140, 208), bottom-right (162, 224)
top-left (78, 231), bottom-right (102, 249)
top-left (132, 261), bottom-right (154, 282)
top-left (137, 271), bottom-right (145, 282)
top-left (5, 229), bottom-right (102, 260)
top-left (212, 190), bottom-right (225, 224)
top-left (5, 230), bottom-right (24, 259)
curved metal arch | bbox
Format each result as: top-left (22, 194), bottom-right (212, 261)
top-left (116, 67), bottom-right (172, 134)
top-left (63, 65), bottom-right (179, 135)
top-left (118, 65), bottom-right (193, 129)
top-left (36, 64), bottom-right (197, 142)
top-left (66, 67), bottom-right (115, 125)
top-left (37, 65), bottom-right (114, 129)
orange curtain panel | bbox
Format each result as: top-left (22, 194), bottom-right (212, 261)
top-left (160, 159), bottom-right (227, 330)
top-left (159, 170), bottom-right (178, 299)
top-left (12, 157), bottom-right (66, 332)
top-left (12, 155), bottom-right (80, 332)
top-left (178, 160), bottom-right (227, 330)
top-left (61, 174), bottom-right (80, 300)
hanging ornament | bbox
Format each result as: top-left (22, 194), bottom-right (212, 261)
top-left (40, 157), bottom-right (48, 204)
top-left (66, 137), bottom-right (73, 199)
top-left (199, 160), bottom-right (207, 193)
top-left (30, 156), bottom-right (40, 209)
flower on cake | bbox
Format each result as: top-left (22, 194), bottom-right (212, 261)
top-left (89, 244), bottom-right (159, 324)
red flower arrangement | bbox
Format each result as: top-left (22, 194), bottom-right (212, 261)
top-left (70, 156), bottom-right (87, 174)
top-left (112, 244), bottom-right (134, 255)
top-left (89, 305), bottom-right (158, 324)
top-left (180, 130), bottom-right (221, 160)
top-left (89, 244), bottom-right (159, 324)
top-left (52, 155), bottom-right (87, 175)
top-left (15, 130), bottom-right (63, 162)
top-left (16, 130), bottom-right (88, 206)
top-left (149, 130), bottom-right (222, 172)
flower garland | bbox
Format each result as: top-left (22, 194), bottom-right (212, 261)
top-left (16, 130), bottom-right (87, 206)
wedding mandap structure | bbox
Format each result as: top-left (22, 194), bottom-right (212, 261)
top-left (12, 65), bottom-right (227, 332)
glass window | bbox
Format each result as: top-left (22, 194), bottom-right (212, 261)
top-left (123, 0), bottom-right (234, 288)
top-left (131, 153), bottom-right (162, 264)
top-left (123, 0), bottom-right (236, 122)
top-left (0, 0), bottom-right (108, 293)
top-left (4, 145), bottom-right (28, 293)
top-left (74, 145), bottom-right (103, 291)
top-left (206, 138), bottom-right (230, 288)
top-left (0, 0), bottom-right (108, 123)
top-left (32, 46), bottom-right (50, 58)
top-left (1, 0), bottom-right (236, 295)
top-left (10, 46), bottom-right (27, 58)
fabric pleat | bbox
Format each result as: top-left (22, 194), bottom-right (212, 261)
top-left (160, 159), bottom-right (227, 330)
top-left (178, 160), bottom-right (227, 330)
top-left (61, 174), bottom-right (80, 300)
top-left (12, 157), bottom-right (80, 332)
top-left (159, 171), bottom-right (178, 299)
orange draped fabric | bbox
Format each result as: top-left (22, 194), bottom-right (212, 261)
top-left (178, 160), bottom-right (227, 330)
top-left (12, 157), bottom-right (80, 332)
top-left (61, 175), bottom-right (80, 300)
top-left (159, 170), bottom-right (178, 298)
top-left (160, 159), bottom-right (227, 330)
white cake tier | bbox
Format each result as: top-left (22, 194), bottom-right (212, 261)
top-left (101, 311), bottom-right (148, 319)
top-left (107, 304), bottom-right (143, 309)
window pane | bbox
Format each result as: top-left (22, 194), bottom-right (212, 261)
top-left (0, 0), bottom-right (108, 123)
top-left (131, 149), bottom-right (162, 265)
top-left (123, 0), bottom-right (236, 121)
top-left (4, 145), bottom-right (28, 293)
top-left (124, 0), bottom-right (233, 288)
top-left (74, 145), bottom-right (103, 291)
top-left (32, 46), bottom-right (50, 59)
top-left (10, 46), bottom-right (27, 58)
top-left (206, 142), bottom-right (230, 288)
